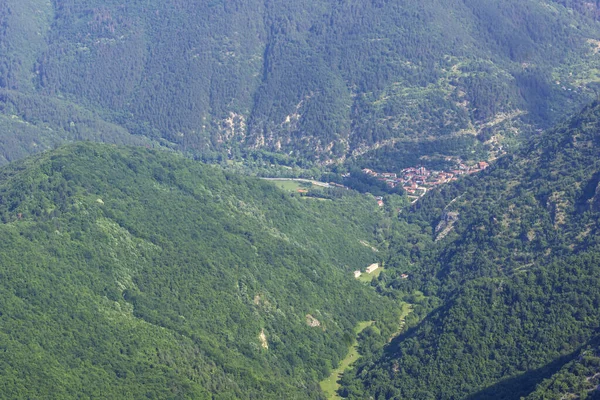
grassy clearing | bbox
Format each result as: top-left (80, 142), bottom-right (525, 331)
top-left (266, 179), bottom-right (331, 200)
top-left (388, 302), bottom-right (413, 341)
top-left (399, 302), bottom-right (413, 320)
top-left (273, 180), bottom-right (306, 192)
top-left (320, 321), bottom-right (374, 399)
top-left (302, 196), bottom-right (330, 201)
top-left (358, 267), bottom-right (384, 283)
top-left (319, 303), bottom-right (414, 399)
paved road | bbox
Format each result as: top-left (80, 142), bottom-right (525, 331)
top-left (260, 177), bottom-right (331, 188)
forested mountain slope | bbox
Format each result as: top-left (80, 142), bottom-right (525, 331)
top-left (2, 1), bottom-right (600, 164)
top-left (523, 342), bottom-right (600, 400)
top-left (340, 101), bottom-right (600, 399)
top-left (0, 142), bottom-right (399, 399)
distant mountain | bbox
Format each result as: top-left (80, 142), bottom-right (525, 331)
top-left (2, 1), bottom-right (600, 165)
top-left (340, 101), bottom-right (600, 399)
top-left (0, 142), bottom-right (398, 398)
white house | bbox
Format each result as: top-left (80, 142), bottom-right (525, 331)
top-left (366, 263), bottom-right (379, 274)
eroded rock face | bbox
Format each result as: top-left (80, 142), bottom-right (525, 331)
top-left (435, 211), bottom-right (459, 241)
top-left (259, 329), bottom-right (268, 350)
top-left (306, 314), bottom-right (321, 328)
top-left (574, 172), bottom-right (600, 214)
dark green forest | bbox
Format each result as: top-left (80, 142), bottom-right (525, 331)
top-left (2, 0), bottom-right (600, 164)
top-left (523, 342), bottom-right (600, 400)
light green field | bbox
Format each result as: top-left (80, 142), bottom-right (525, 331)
top-left (399, 302), bottom-right (412, 319)
top-left (266, 179), bottom-right (330, 199)
top-left (320, 302), bottom-right (414, 399)
top-left (388, 302), bottom-right (413, 341)
top-left (320, 321), bottom-right (374, 400)
top-left (273, 180), bottom-right (306, 192)
top-left (302, 196), bottom-right (330, 201)
top-left (358, 267), bottom-right (384, 283)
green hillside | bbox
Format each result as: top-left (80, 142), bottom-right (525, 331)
top-left (0, 142), bottom-right (400, 399)
top-left (2, 1), bottom-right (600, 164)
top-left (523, 342), bottom-right (600, 400)
top-left (339, 101), bottom-right (600, 399)
top-left (7, 2), bottom-right (600, 398)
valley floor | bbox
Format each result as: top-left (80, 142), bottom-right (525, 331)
top-left (319, 320), bottom-right (374, 400)
top-left (319, 302), bottom-right (414, 399)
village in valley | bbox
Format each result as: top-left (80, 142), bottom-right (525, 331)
top-left (263, 157), bottom-right (491, 208)
top-left (363, 159), bottom-right (490, 204)
top-left (350, 160), bottom-right (492, 281)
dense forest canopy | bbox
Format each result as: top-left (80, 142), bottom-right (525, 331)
top-left (339, 101), bottom-right (600, 399)
top-left (4, 1), bottom-right (600, 399)
top-left (1, 0), bottom-right (600, 164)
top-left (0, 142), bottom-right (403, 398)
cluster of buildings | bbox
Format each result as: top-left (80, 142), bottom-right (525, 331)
top-left (362, 160), bottom-right (489, 198)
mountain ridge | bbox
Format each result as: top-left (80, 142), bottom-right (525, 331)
top-left (2, 0), bottom-right (600, 165)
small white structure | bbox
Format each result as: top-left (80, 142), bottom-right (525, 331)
top-left (354, 270), bottom-right (362, 278)
top-left (366, 263), bottom-right (379, 274)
